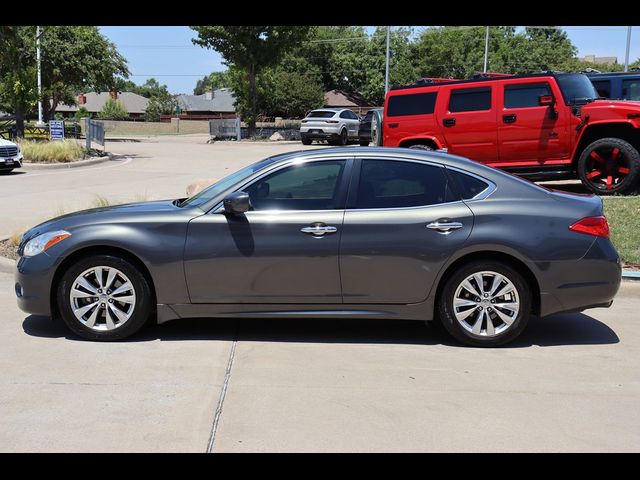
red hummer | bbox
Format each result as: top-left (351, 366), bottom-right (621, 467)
top-left (381, 72), bottom-right (640, 194)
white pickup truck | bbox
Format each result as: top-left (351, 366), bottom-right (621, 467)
top-left (0, 138), bottom-right (23, 173)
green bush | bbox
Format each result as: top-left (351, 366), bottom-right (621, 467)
top-left (74, 106), bottom-right (91, 120)
top-left (98, 98), bottom-right (129, 120)
top-left (17, 139), bottom-right (88, 163)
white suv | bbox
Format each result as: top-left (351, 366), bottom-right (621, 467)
top-left (300, 108), bottom-right (360, 145)
top-left (0, 138), bottom-right (23, 174)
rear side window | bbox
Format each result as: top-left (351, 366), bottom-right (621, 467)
top-left (622, 79), bottom-right (640, 100)
top-left (340, 110), bottom-right (357, 119)
top-left (387, 92), bottom-right (437, 116)
top-left (447, 169), bottom-right (489, 199)
top-left (591, 80), bottom-right (611, 98)
top-left (356, 160), bottom-right (456, 209)
top-left (449, 87), bottom-right (491, 112)
top-left (504, 83), bottom-right (551, 108)
top-left (307, 111), bottom-right (336, 118)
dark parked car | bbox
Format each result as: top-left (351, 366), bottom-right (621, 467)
top-left (358, 108), bottom-right (383, 146)
top-left (587, 71), bottom-right (640, 101)
top-left (15, 147), bottom-right (621, 346)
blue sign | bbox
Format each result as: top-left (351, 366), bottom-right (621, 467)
top-left (50, 120), bottom-right (65, 140)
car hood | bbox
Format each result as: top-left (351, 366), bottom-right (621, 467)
top-left (21, 199), bottom-right (193, 244)
top-left (0, 138), bottom-right (18, 147)
top-left (581, 99), bottom-right (640, 122)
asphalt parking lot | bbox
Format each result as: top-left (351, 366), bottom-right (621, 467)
top-left (1, 136), bottom-right (639, 452)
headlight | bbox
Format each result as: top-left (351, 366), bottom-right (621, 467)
top-left (23, 230), bottom-right (71, 257)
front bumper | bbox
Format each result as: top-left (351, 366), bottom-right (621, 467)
top-left (536, 237), bottom-right (621, 317)
top-left (14, 252), bottom-right (58, 317)
top-left (0, 154), bottom-right (23, 170)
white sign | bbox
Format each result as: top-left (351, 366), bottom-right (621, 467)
top-left (50, 120), bottom-right (65, 141)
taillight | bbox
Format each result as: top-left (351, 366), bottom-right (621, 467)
top-left (569, 216), bottom-right (610, 238)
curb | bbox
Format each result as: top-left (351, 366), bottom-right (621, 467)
top-left (622, 271), bottom-right (640, 280)
top-left (20, 152), bottom-right (125, 170)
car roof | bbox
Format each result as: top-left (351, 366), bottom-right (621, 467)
top-left (586, 71), bottom-right (640, 78)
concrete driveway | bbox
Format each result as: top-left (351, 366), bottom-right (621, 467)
top-left (1, 136), bottom-right (638, 452)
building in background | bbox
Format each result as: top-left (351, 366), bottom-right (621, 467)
top-left (323, 89), bottom-right (373, 117)
top-left (55, 91), bottom-right (149, 120)
top-left (173, 88), bottom-right (236, 119)
top-left (580, 54), bottom-right (618, 66)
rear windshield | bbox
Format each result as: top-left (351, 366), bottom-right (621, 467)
top-left (307, 111), bottom-right (336, 118)
top-left (387, 92), bottom-right (437, 116)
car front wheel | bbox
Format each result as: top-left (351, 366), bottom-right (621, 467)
top-left (57, 254), bottom-right (153, 341)
top-left (437, 261), bottom-right (531, 347)
top-left (577, 137), bottom-right (640, 195)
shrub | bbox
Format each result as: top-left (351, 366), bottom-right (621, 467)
top-left (98, 97), bottom-right (129, 120)
top-left (74, 106), bottom-right (91, 120)
top-left (17, 139), bottom-right (87, 163)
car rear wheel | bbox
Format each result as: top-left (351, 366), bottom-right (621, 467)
top-left (437, 261), bottom-right (531, 347)
top-left (408, 144), bottom-right (434, 151)
top-left (577, 137), bottom-right (640, 195)
top-left (339, 128), bottom-right (348, 146)
top-left (57, 254), bottom-right (153, 341)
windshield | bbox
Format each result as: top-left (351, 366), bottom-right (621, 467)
top-left (556, 73), bottom-right (599, 105)
top-left (179, 157), bottom-right (277, 208)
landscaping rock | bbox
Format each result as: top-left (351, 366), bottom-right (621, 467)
top-left (269, 132), bottom-right (285, 141)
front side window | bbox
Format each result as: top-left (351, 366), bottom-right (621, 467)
top-left (449, 87), bottom-right (492, 112)
top-left (245, 160), bottom-right (346, 211)
top-left (504, 83), bottom-right (552, 108)
top-left (356, 160), bottom-right (456, 209)
top-left (622, 79), bottom-right (640, 100)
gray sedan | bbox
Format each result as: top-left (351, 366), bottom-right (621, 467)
top-left (14, 147), bottom-right (621, 346)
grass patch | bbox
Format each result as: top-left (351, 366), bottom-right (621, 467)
top-left (603, 196), bottom-right (640, 266)
top-left (18, 139), bottom-right (88, 163)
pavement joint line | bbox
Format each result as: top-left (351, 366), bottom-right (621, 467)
top-left (206, 333), bottom-right (238, 453)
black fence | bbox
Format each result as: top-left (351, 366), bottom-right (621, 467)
top-left (0, 118), bottom-right (81, 140)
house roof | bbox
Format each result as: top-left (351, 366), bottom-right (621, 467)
top-left (176, 88), bottom-right (236, 113)
top-left (324, 89), bottom-right (371, 107)
top-left (56, 92), bottom-right (150, 114)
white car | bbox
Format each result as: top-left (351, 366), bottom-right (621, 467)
top-left (300, 108), bottom-right (360, 145)
top-left (0, 138), bottom-right (23, 173)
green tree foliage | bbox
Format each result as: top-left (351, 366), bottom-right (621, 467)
top-left (98, 98), bottom-right (129, 120)
top-left (193, 71), bottom-right (231, 95)
top-left (191, 26), bottom-right (312, 134)
top-left (74, 106), bottom-right (91, 120)
top-left (144, 96), bottom-right (176, 122)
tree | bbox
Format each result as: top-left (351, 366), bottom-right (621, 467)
top-left (191, 26), bottom-right (312, 135)
top-left (74, 106), bottom-right (91, 120)
top-left (193, 71), bottom-right (231, 95)
top-left (98, 98), bottom-right (128, 120)
top-left (144, 96), bottom-right (176, 122)
top-left (262, 69), bottom-right (324, 118)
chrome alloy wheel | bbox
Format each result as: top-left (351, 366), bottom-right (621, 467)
top-left (452, 271), bottom-right (520, 337)
top-left (69, 266), bottom-right (136, 331)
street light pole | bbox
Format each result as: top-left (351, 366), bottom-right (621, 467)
top-left (385, 26), bottom-right (390, 93)
top-left (483, 26), bottom-right (490, 73)
top-left (624, 26), bottom-right (632, 72)
top-left (36, 26), bottom-right (44, 126)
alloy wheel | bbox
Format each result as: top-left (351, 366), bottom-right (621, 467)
top-left (583, 146), bottom-right (631, 191)
top-left (69, 266), bottom-right (136, 331)
top-left (452, 270), bottom-right (520, 337)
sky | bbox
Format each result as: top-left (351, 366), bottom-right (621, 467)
top-left (99, 26), bottom-right (640, 95)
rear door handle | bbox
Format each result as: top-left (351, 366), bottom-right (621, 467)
top-left (443, 118), bottom-right (456, 127)
top-left (427, 221), bottom-right (463, 234)
top-left (301, 223), bottom-right (338, 237)
top-left (503, 114), bottom-right (517, 124)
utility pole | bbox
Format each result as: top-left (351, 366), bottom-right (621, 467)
top-left (624, 26), bottom-right (632, 72)
top-left (385, 26), bottom-right (390, 93)
top-left (36, 26), bottom-right (44, 126)
top-left (483, 26), bottom-right (490, 73)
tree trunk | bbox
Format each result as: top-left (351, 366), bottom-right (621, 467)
top-left (14, 102), bottom-right (25, 138)
top-left (247, 64), bottom-right (257, 137)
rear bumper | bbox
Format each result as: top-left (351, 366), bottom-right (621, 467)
top-left (536, 237), bottom-right (621, 317)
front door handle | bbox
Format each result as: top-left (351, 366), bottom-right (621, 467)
top-left (427, 221), bottom-right (463, 234)
top-left (503, 114), bottom-right (517, 124)
top-left (301, 223), bottom-right (338, 236)
top-left (443, 118), bottom-right (456, 127)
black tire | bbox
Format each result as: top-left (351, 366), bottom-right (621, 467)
top-left (359, 139), bottom-right (370, 146)
top-left (57, 254), bottom-right (153, 341)
top-left (577, 137), bottom-right (640, 195)
top-left (408, 144), bottom-right (434, 151)
top-left (437, 260), bottom-right (531, 347)
top-left (338, 128), bottom-right (348, 146)
top-left (301, 135), bottom-right (312, 145)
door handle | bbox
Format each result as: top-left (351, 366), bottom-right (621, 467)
top-left (426, 221), bottom-right (463, 234)
top-left (301, 224), bottom-right (338, 236)
top-left (443, 118), bottom-right (456, 127)
top-left (503, 114), bottom-right (517, 124)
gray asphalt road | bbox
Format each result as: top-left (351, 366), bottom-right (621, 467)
top-left (1, 136), bottom-right (638, 452)
top-left (1, 266), bottom-right (638, 452)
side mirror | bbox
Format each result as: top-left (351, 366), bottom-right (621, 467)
top-left (539, 94), bottom-right (555, 106)
top-left (223, 191), bottom-right (251, 215)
